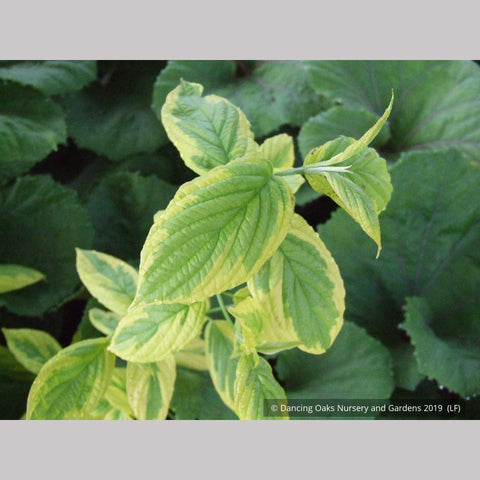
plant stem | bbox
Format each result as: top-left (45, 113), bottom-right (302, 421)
top-left (275, 166), bottom-right (306, 177)
top-left (221, 291), bottom-right (236, 298)
top-left (215, 293), bottom-right (234, 327)
top-left (304, 164), bottom-right (353, 175)
top-left (275, 163), bottom-right (353, 177)
top-left (207, 306), bottom-right (224, 314)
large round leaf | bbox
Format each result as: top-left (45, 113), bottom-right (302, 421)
top-left (154, 60), bottom-right (328, 139)
top-left (402, 297), bottom-right (480, 398)
top-left (298, 106), bottom-right (391, 158)
top-left (216, 61), bottom-right (329, 137)
top-left (0, 175), bottom-right (94, 316)
top-left (59, 61), bottom-right (167, 160)
top-left (0, 82), bottom-right (66, 183)
top-left (170, 367), bottom-right (236, 420)
top-left (0, 60), bottom-right (97, 96)
top-left (276, 321), bottom-right (395, 400)
top-left (303, 60), bottom-right (480, 163)
top-left (318, 148), bottom-right (480, 394)
top-left (86, 172), bottom-right (177, 262)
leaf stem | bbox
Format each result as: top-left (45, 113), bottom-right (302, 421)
top-left (275, 163), bottom-right (353, 177)
top-left (207, 306), bottom-right (224, 314)
top-left (304, 165), bottom-right (353, 175)
top-left (215, 293), bottom-right (234, 327)
top-left (275, 166), bottom-right (306, 176)
top-left (221, 291), bottom-right (237, 298)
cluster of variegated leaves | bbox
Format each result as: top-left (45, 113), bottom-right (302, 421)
top-left (8, 81), bottom-right (393, 420)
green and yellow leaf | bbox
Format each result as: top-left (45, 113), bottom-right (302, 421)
top-left (174, 337), bottom-right (208, 371)
top-left (76, 249), bottom-right (138, 315)
top-left (282, 174), bottom-right (305, 194)
top-left (304, 96), bottom-right (393, 255)
top-left (204, 320), bottom-right (238, 412)
top-left (326, 93), bottom-right (393, 163)
top-left (134, 158), bottom-right (294, 305)
top-left (0, 264), bottom-right (45, 294)
top-left (104, 409), bottom-right (132, 420)
top-left (228, 297), bottom-right (264, 355)
top-left (232, 286), bottom-right (251, 305)
top-left (259, 133), bottom-right (294, 170)
top-left (126, 355), bottom-right (176, 420)
top-left (90, 401), bottom-right (131, 420)
top-left (103, 367), bottom-right (133, 417)
top-left (26, 338), bottom-right (115, 420)
top-left (89, 308), bottom-right (121, 337)
top-left (90, 367), bottom-right (134, 419)
top-left (233, 353), bottom-right (288, 420)
top-left (108, 301), bottom-right (208, 362)
top-left (0, 344), bottom-right (34, 382)
top-left (259, 134), bottom-right (304, 193)
top-left (161, 80), bottom-right (257, 174)
top-left (247, 214), bottom-right (345, 354)
top-left (2, 328), bottom-right (61, 374)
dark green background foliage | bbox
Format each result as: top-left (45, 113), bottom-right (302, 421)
top-left (1, 60), bottom-right (479, 419)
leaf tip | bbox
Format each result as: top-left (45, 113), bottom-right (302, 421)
top-left (386, 89), bottom-right (394, 114)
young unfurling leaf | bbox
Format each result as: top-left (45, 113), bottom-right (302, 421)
top-left (303, 95), bottom-right (393, 255)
